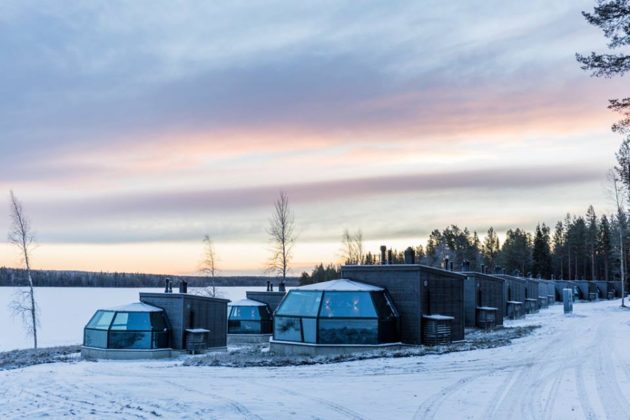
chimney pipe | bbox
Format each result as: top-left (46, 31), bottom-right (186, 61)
top-left (387, 249), bottom-right (393, 265)
top-left (480, 264), bottom-right (485, 274)
top-left (449, 261), bottom-right (454, 271)
top-left (164, 278), bottom-right (171, 294)
top-left (404, 247), bottom-right (415, 264)
top-left (380, 245), bottom-right (387, 265)
top-left (443, 257), bottom-right (449, 270)
top-left (179, 280), bottom-right (188, 294)
top-left (279, 281), bottom-right (286, 292)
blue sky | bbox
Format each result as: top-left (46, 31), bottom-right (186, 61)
top-left (0, 1), bottom-right (625, 274)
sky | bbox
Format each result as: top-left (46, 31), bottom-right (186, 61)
top-left (0, 0), bottom-right (626, 275)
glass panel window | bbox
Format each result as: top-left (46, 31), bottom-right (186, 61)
top-left (150, 312), bottom-right (168, 331)
top-left (259, 306), bottom-right (272, 320)
top-left (152, 331), bottom-right (169, 348)
top-left (108, 331), bottom-right (152, 349)
top-left (84, 329), bottom-right (108, 348)
top-left (371, 292), bottom-right (397, 320)
top-left (228, 320), bottom-right (261, 334)
top-left (319, 292), bottom-right (377, 318)
top-left (87, 311), bottom-right (115, 329)
top-left (378, 318), bottom-right (399, 343)
top-left (274, 317), bottom-right (302, 342)
top-left (110, 312), bottom-right (152, 331)
top-left (318, 319), bottom-right (378, 344)
top-left (230, 306), bottom-right (262, 320)
top-left (302, 318), bottom-right (317, 343)
top-left (276, 291), bottom-right (322, 316)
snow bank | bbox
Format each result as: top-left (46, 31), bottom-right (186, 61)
top-left (184, 326), bottom-right (539, 368)
top-left (0, 345), bottom-right (80, 371)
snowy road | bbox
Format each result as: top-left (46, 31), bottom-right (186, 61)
top-left (1, 300), bottom-right (629, 419)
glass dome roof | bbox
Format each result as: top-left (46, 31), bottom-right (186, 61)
top-left (83, 302), bottom-right (170, 350)
top-left (273, 279), bottom-right (399, 345)
top-left (228, 299), bottom-right (272, 334)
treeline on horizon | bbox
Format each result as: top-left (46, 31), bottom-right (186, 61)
top-left (0, 267), bottom-right (300, 288)
top-left (302, 205), bottom-right (626, 285)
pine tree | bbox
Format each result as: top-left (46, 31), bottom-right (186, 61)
top-left (552, 221), bottom-right (565, 279)
top-left (532, 224), bottom-right (553, 278)
top-left (482, 227), bottom-right (501, 272)
top-left (499, 228), bottom-right (532, 276)
top-left (586, 206), bottom-right (599, 279)
top-left (577, 0), bottom-right (630, 134)
top-left (598, 215), bottom-right (613, 280)
top-left (425, 229), bottom-right (447, 267)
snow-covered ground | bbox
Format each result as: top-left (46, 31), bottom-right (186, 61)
top-left (1, 299), bottom-right (629, 419)
top-left (1, 287), bottom-right (264, 351)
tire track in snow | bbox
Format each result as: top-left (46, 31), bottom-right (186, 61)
top-left (161, 378), bottom-right (263, 420)
top-left (575, 364), bottom-right (597, 419)
top-left (480, 365), bottom-right (523, 419)
top-left (411, 370), bottom-right (490, 420)
top-left (483, 334), bottom-right (564, 420)
top-left (541, 370), bottom-right (563, 419)
top-left (248, 379), bottom-right (368, 420)
top-left (522, 364), bottom-right (566, 420)
top-left (592, 320), bottom-right (630, 418)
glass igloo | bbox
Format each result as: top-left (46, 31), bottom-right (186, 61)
top-left (83, 302), bottom-right (170, 350)
top-left (273, 279), bottom-right (399, 345)
top-left (228, 299), bottom-right (273, 334)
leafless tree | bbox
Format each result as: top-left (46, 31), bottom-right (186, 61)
top-left (198, 234), bottom-right (219, 297)
top-left (609, 170), bottom-right (627, 307)
top-left (266, 191), bottom-right (296, 284)
top-left (341, 229), bottom-right (364, 265)
top-left (8, 190), bottom-right (39, 348)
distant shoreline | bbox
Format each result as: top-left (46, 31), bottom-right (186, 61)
top-left (0, 267), bottom-right (300, 288)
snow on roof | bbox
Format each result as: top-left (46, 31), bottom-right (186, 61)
top-left (422, 314), bottom-right (454, 320)
top-left (104, 302), bottom-right (163, 312)
top-left (228, 298), bottom-right (268, 307)
top-left (296, 279), bottom-right (383, 292)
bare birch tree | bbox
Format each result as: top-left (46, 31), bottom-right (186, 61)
top-left (8, 190), bottom-right (39, 348)
top-left (341, 229), bottom-right (364, 265)
top-left (199, 234), bottom-right (218, 297)
top-left (267, 191), bottom-right (296, 285)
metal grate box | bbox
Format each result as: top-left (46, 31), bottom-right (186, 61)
top-left (525, 298), bottom-right (539, 314)
top-left (506, 301), bottom-right (524, 320)
top-left (476, 307), bottom-right (498, 329)
top-left (185, 328), bottom-right (209, 354)
top-left (422, 315), bottom-right (453, 346)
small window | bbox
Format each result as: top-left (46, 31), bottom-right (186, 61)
top-left (276, 291), bottom-right (323, 317)
top-left (319, 292), bottom-right (377, 318)
top-left (150, 312), bottom-right (168, 331)
top-left (108, 331), bottom-right (152, 349)
top-left (84, 329), bottom-right (108, 348)
top-left (274, 317), bottom-right (302, 342)
top-left (318, 319), bottom-right (378, 344)
top-left (371, 292), bottom-right (397, 319)
top-left (231, 306), bottom-right (262, 321)
top-left (87, 311), bottom-right (115, 329)
top-left (110, 312), bottom-right (152, 331)
top-left (302, 318), bottom-right (317, 343)
top-left (228, 320), bottom-right (261, 334)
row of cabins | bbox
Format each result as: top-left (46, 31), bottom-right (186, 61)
top-left (81, 261), bottom-right (623, 359)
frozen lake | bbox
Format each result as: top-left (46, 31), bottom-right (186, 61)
top-left (1, 286), bottom-right (265, 351)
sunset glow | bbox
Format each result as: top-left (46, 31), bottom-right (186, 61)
top-left (0, 0), bottom-right (624, 275)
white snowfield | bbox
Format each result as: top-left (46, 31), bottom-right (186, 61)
top-left (2, 299), bottom-right (629, 420)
